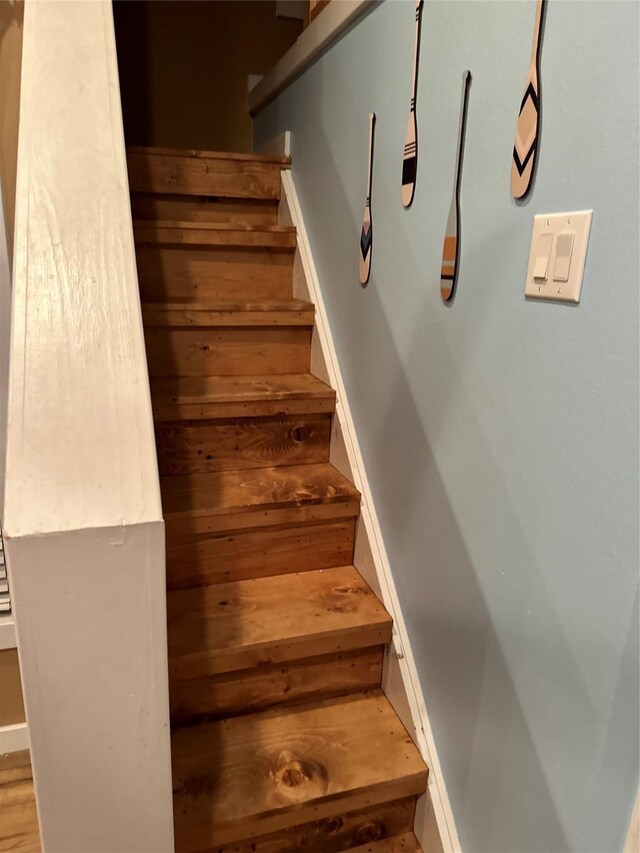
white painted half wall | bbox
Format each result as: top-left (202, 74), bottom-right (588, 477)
top-left (3, 2), bottom-right (173, 850)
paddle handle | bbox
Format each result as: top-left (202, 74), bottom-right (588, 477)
top-left (530, 0), bottom-right (545, 68)
top-left (453, 71), bottom-right (472, 195)
top-left (366, 112), bottom-right (376, 201)
top-left (411, 0), bottom-right (423, 103)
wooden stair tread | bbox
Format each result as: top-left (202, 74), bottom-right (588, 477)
top-left (134, 221), bottom-right (297, 248)
top-left (151, 373), bottom-right (335, 420)
top-left (161, 463), bottom-right (359, 522)
top-left (167, 566), bottom-right (392, 677)
top-left (172, 691), bottom-right (428, 848)
top-left (151, 373), bottom-right (334, 411)
top-left (350, 832), bottom-right (423, 852)
top-left (127, 144), bottom-right (291, 165)
top-left (142, 299), bottom-right (314, 328)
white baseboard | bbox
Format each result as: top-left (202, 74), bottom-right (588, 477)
top-left (0, 721), bottom-right (29, 754)
top-left (278, 162), bottom-right (461, 853)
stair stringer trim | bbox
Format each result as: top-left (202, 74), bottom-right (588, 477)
top-left (278, 166), bottom-right (461, 853)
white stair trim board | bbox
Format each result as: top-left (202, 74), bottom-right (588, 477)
top-left (279, 166), bottom-right (461, 853)
top-left (0, 722), bottom-right (29, 755)
top-left (249, 0), bottom-right (377, 116)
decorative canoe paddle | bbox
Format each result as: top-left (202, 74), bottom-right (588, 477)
top-left (401, 0), bottom-right (424, 208)
top-left (511, 0), bottom-right (546, 199)
top-left (440, 70), bottom-right (471, 303)
top-left (359, 112), bottom-right (376, 287)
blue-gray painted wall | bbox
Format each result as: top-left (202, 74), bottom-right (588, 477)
top-left (254, 2), bottom-right (639, 850)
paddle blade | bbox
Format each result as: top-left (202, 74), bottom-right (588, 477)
top-left (402, 110), bottom-right (417, 208)
top-left (511, 78), bottom-right (539, 199)
top-left (359, 212), bottom-right (372, 286)
top-left (440, 232), bottom-right (457, 302)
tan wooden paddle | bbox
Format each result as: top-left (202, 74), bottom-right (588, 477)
top-left (440, 71), bottom-right (471, 303)
top-left (359, 112), bottom-right (376, 287)
top-left (401, 0), bottom-right (423, 208)
top-left (511, 0), bottom-right (546, 199)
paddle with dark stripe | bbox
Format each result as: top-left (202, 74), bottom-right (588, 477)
top-left (401, 0), bottom-right (424, 208)
top-left (359, 112), bottom-right (376, 287)
top-left (440, 70), bottom-right (471, 303)
top-left (511, 0), bottom-right (546, 199)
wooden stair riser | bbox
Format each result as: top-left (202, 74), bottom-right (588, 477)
top-left (165, 519), bottom-right (357, 590)
top-left (171, 692), bottom-right (428, 850)
top-left (145, 326), bottom-right (311, 378)
top-left (156, 413), bottom-right (332, 475)
top-left (136, 245), bottom-right (293, 302)
top-left (131, 192), bottom-right (278, 226)
top-left (200, 796), bottom-right (418, 853)
top-left (127, 148), bottom-right (286, 200)
top-left (169, 647), bottom-right (385, 726)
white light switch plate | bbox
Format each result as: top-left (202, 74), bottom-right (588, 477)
top-left (525, 210), bottom-right (593, 303)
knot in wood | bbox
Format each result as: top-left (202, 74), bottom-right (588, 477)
top-left (323, 816), bottom-right (344, 835)
top-left (270, 750), bottom-right (328, 803)
top-left (355, 822), bottom-right (385, 844)
top-left (291, 425), bottom-right (310, 443)
top-left (333, 584), bottom-right (366, 596)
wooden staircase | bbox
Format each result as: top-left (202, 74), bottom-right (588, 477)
top-left (127, 146), bottom-right (428, 853)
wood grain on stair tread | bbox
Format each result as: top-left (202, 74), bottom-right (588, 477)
top-left (0, 751), bottom-right (40, 853)
top-left (161, 463), bottom-right (360, 529)
top-left (142, 299), bottom-right (314, 328)
top-left (183, 795), bottom-right (417, 853)
top-left (127, 149), bottom-right (285, 200)
top-left (167, 566), bottom-right (392, 678)
top-left (171, 691), bottom-right (428, 849)
top-left (127, 145), bottom-right (290, 165)
top-left (136, 245), bottom-right (293, 302)
top-left (130, 193), bottom-right (278, 226)
top-left (170, 647), bottom-right (384, 727)
top-left (350, 832), bottom-right (423, 852)
top-left (165, 519), bottom-right (356, 589)
top-left (134, 221), bottom-right (297, 249)
top-left (156, 413), bottom-right (331, 475)
top-left (151, 374), bottom-right (335, 421)
top-left (145, 326), bottom-right (311, 378)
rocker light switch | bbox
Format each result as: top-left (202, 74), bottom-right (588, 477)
top-left (553, 232), bottom-right (574, 282)
top-left (533, 233), bottom-right (553, 280)
top-left (525, 211), bottom-right (593, 303)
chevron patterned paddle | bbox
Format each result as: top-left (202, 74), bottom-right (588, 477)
top-left (401, 0), bottom-right (424, 208)
top-left (440, 71), bottom-right (472, 303)
top-left (359, 112), bottom-right (376, 287)
top-left (511, 0), bottom-right (546, 199)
